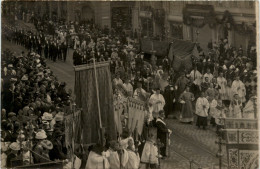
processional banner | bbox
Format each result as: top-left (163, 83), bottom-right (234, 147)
top-left (74, 62), bottom-right (117, 145)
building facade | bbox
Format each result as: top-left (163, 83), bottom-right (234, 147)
top-left (4, 1), bottom-right (256, 52)
top-left (134, 1), bottom-right (256, 52)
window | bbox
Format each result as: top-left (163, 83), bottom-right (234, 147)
top-left (170, 23), bottom-right (183, 39)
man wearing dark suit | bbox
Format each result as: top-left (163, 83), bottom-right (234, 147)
top-left (61, 42), bottom-right (68, 62)
top-left (156, 110), bottom-right (172, 158)
top-left (44, 41), bottom-right (50, 59)
top-left (163, 85), bottom-right (176, 118)
top-left (57, 43), bottom-right (62, 60)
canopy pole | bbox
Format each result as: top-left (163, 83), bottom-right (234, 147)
top-left (93, 55), bottom-right (103, 144)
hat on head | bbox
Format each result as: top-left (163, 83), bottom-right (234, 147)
top-left (229, 65), bottom-right (235, 70)
top-left (223, 65), bottom-right (227, 70)
top-left (35, 130), bottom-right (47, 139)
top-left (10, 78), bottom-right (17, 82)
top-left (42, 112), bottom-right (53, 121)
top-left (55, 114), bottom-right (64, 122)
top-left (8, 112), bottom-right (16, 118)
top-left (9, 142), bottom-right (20, 151)
top-left (40, 140), bottom-right (53, 150)
top-left (21, 75), bottom-right (28, 81)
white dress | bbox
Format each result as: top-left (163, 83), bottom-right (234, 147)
top-left (217, 77), bottom-right (227, 100)
top-left (141, 140), bottom-right (158, 164)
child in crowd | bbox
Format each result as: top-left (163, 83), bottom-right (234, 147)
top-left (229, 94), bottom-right (243, 118)
top-left (141, 133), bottom-right (159, 169)
top-left (209, 96), bottom-right (218, 127)
top-left (214, 99), bottom-right (226, 136)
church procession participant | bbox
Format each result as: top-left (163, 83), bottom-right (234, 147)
top-left (179, 86), bottom-right (195, 124)
top-left (195, 92), bottom-right (210, 130)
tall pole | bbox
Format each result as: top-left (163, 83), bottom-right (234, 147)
top-left (93, 54), bottom-right (103, 145)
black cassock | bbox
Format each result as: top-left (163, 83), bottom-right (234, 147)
top-left (163, 85), bottom-right (176, 118)
top-left (156, 118), bottom-right (169, 157)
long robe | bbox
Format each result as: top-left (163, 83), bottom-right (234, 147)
top-left (231, 80), bottom-right (246, 102)
top-left (175, 77), bottom-right (189, 99)
top-left (149, 94), bottom-right (165, 118)
top-left (243, 99), bottom-right (256, 119)
top-left (190, 70), bottom-right (202, 86)
top-left (85, 151), bottom-right (110, 169)
top-left (229, 99), bottom-right (242, 118)
top-left (141, 140), bottom-right (158, 164)
top-left (195, 97), bottom-right (210, 117)
top-left (179, 91), bottom-right (194, 122)
top-left (125, 149), bottom-right (140, 169)
top-left (163, 86), bottom-right (176, 117)
top-left (107, 149), bottom-right (120, 169)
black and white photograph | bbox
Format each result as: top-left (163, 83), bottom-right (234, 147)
top-left (0, 1), bottom-right (259, 169)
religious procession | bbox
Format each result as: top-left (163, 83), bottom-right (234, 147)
top-left (1, 1), bottom-right (258, 169)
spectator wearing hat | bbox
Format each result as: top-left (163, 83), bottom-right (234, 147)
top-left (6, 142), bottom-right (20, 168)
top-left (49, 130), bottom-right (66, 160)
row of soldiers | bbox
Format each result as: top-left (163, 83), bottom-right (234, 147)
top-left (8, 28), bottom-right (69, 62)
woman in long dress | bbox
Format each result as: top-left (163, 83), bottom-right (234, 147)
top-left (179, 86), bottom-right (195, 124)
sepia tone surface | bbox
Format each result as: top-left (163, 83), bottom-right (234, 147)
top-left (1, 1), bottom-right (258, 169)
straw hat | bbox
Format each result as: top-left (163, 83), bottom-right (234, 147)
top-left (35, 130), bottom-right (47, 139)
top-left (42, 112), bottom-right (53, 121)
top-left (8, 112), bottom-right (16, 118)
top-left (55, 114), bottom-right (64, 122)
top-left (9, 142), bottom-right (20, 151)
top-left (40, 140), bottom-right (53, 150)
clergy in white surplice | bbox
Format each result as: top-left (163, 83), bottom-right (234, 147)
top-left (195, 92), bottom-right (210, 130)
top-left (231, 75), bottom-right (246, 103)
top-left (149, 88), bottom-right (165, 118)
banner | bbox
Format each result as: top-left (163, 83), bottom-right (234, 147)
top-left (64, 110), bottom-right (81, 148)
top-left (74, 61), bottom-right (117, 144)
top-left (127, 97), bottom-right (146, 135)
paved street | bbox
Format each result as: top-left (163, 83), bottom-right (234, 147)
top-left (2, 38), bottom-right (228, 169)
